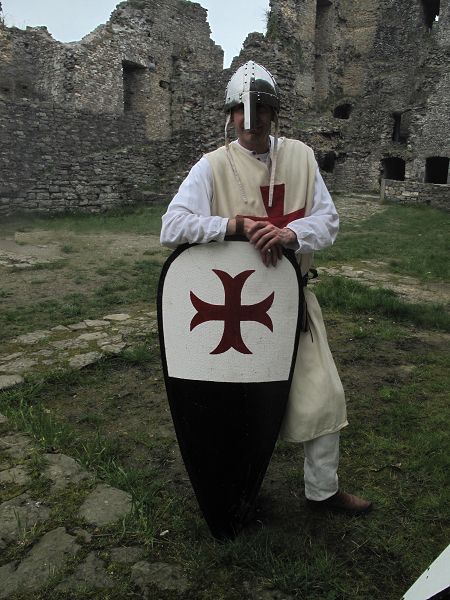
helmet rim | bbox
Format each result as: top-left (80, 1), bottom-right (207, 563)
top-left (224, 60), bottom-right (280, 115)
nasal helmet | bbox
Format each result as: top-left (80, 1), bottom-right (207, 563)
top-left (224, 60), bottom-right (280, 130)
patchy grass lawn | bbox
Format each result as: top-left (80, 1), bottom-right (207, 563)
top-left (1, 316), bottom-right (448, 599)
top-left (0, 205), bottom-right (169, 341)
top-left (0, 201), bottom-right (449, 599)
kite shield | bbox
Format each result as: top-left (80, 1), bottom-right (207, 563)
top-left (158, 238), bottom-right (303, 539)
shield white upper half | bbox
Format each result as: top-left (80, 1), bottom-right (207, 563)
top-left (161, 241), bottom-right (300, 383)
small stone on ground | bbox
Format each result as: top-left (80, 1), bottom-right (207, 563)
top-left (110, 546), bottom-right (145, 564)
top-left (0, 527), bottom-right (80, 599)
top-left (43, 453), bottom-right (91, 490)
top-left (56, 552), bottom-right (114, 592)
top-left (69, 351), bottom-right (102, 369)
top-left (0, 495), bottom-right (51, 544)
top-left (78, 483), bottom-right (132, 526)
top-left (103, 313), bottom-right (130, 321)
top-left (131, 561), bottom-right (191, 594)
top-left (0, 465), bottom-right (30, 485)
top-left (0, 374), bottom-right (24, 390)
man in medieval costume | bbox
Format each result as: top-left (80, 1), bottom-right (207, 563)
top-left (160, 60), bottom-right (372, 516)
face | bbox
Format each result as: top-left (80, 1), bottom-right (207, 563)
top-left (231, 103), bottom-right (273, 153)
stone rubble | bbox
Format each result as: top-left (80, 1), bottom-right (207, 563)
top-left (0, 411), bottom-right (179, 597)
top-left (55, 552), bottom-right (115, 592)
top-left (0, 196), bottom-right (447, 596)
top-left (131, 561), bottom-right (191, 596)
top-left (43, 453), bottom-right (92, 491)
top-left (0, 318), bottom-right (194, 597)
top-left (0, 527), bottom-right (81, 599)
top-left (0, 310), bottom-right (157, 390)
top-left (0, 375), bottom-right (24, 391)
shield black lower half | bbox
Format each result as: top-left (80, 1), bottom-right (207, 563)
top-left (168, 379), bottom-right (290, 539)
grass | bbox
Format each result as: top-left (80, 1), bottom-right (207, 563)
top-left (318, 203), bottom-right (450, 281)
top-left (0, 326), bottom-right (448, 598)
top-left (315, 275), bottom-right (450, 331)
top-left (0, 201), bottom-right (449, 598)
top-left (3, 204), bottom-right (166, 236)
top-left (0, 258), bottom-right (162, 341)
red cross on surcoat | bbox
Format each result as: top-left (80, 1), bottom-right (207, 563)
top-left (238, 183), bottom-right (306, 227)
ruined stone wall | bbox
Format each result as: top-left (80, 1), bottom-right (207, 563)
top-left (1, 0), bottom-right (449, 216)
top-left (233, 0), bottom-right (449, 194)
top-left (0, 25), bottom-right (59, 102)
top-left (0, 97), bottom-right (148, 198)
top-left (0, 0), bottom-right (222, 137)
top-left (382, 179), bottom-right (450, 212)
top-left (0, 132), bottom-right (200, 217)
top-left (0, 0), bottom-right (224, 215)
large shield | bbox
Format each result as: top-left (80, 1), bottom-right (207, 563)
top-left (157, 238), bottom-right (303, 539)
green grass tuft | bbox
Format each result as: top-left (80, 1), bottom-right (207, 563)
top-left (319, 204), bottom-right (450, 281)
top-left (315, 276), bottom-right (450, 331)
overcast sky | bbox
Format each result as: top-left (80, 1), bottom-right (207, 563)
top-left (2, 0), bottom-right (269, 67)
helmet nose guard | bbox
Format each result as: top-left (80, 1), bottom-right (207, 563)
top-left (224, 61), bottom-right (280, 130)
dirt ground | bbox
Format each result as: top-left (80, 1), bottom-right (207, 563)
top-left (1, 196), bottom-right (448, 315)
top-left (0, 230), bottom-right (165, 314)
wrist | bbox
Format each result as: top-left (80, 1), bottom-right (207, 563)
top-left (282, 227), bottom-right (297, 244)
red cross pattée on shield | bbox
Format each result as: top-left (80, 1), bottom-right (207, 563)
top-left (190, 269), bottom-right (274, 355)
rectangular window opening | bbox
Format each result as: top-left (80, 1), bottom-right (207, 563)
top-left (421, 0), bottom-right (440, 30)
top-left (382, 157), bottom-right (405, 181)
top-left (392, 112), bottom-right (407, 143)
top-left (122, 60), bottom-right (148, 113)
top-left (425, 156), bottom-right (449, 183)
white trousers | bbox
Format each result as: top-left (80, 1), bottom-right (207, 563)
top-left (303, 431), bottom-right (340, 501)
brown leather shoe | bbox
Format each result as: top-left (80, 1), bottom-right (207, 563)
top-left (306, 490), bottom-right (373, 516)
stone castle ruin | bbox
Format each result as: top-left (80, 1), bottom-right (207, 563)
top-left (0, 0), bottom-right (449, 216)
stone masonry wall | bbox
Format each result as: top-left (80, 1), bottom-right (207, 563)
top-left (1, 0), bottom-right (449, 215)
top-left (0, 98), bottom-right (148, 198)
top-left (382, 179), bottom-right (450, 212)
top-left (0, 132), bottom-right (201, 216)
top-left (231, 0), bottom-right (450, 195)
top-left (0, 0), bottom-right (224, 216)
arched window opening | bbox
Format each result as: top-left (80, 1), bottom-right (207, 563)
top-left (333, 103), bottom-right (352, 119)
top-left (382, 157), bottom-right (405, 181)
top-left (318, 151), bottom-right (336, 173)
top-left (421, 0), bottom-right (440, 30)
top-left (425, 156), bottom-right (449, 183)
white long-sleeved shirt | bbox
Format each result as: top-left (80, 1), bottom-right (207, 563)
top-left (160, 139), bottom-right (339, 254)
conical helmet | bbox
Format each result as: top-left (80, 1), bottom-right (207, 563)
top-left (224, 60), bottom-right (280, 130)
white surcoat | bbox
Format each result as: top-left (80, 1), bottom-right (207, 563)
top-left (161, 137), bottom-right (348, 442)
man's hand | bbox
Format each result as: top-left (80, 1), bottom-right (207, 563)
top-left (260, 243), bottom-right (283, 267)
top-left (248, 221), bottom-right (296, 251)
top-left (227, 218), bottom-right (296, 267)
top-left (247, 221), bottom-right (296, 266)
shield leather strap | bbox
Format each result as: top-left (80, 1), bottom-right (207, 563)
top-left (235, 215), bottom-right (244, 235)
top-left (301, 268), bottom-right (319, 335)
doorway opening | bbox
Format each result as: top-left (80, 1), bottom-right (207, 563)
top-left (318, 151), bottom-right (336, 173)
top-left (421, 0), bottom-right (440, 29)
